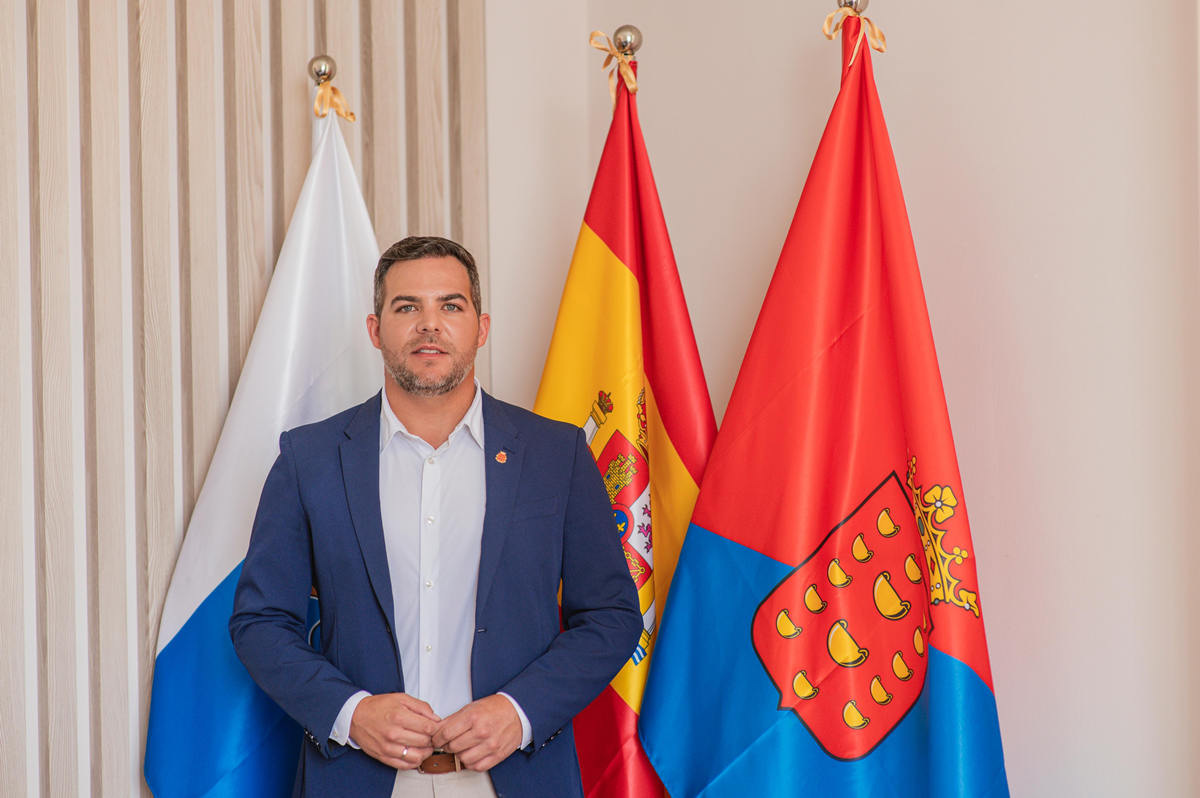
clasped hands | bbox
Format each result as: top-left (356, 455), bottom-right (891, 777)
top-left (349, 693), bottom-right (523, 772)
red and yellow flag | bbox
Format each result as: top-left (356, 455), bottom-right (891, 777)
top-left (533, 38), bottom-right (716, 798)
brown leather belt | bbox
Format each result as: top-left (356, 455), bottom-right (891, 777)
top-left (417, 752), bottom-right (461, 774)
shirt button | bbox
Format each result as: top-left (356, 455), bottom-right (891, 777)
top-left (426, 645), bottom-right (432, 653)
top-left (426, 516), bottom-right (434, 524)
top-left (428, 457), bottom-right (435, 465)
top-left (425, 580), bottom-right (433, 588)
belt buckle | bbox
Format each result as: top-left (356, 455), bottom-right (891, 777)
top-left (417, 749), bottom-right (461, 774)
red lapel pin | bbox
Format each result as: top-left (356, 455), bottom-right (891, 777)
top-left (495, 451), bottom-right (508, 464)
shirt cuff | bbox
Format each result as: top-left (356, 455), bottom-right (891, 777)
top-left (330, 690), bottom-right (371, 749)
top-left (497, 691), bottom-right (533, 750)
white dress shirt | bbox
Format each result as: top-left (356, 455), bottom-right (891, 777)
top-left (329, 381), bottom-right (532, 750)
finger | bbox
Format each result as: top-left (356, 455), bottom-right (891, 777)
top-left (456, 741), bottom-right (504, 772)
top-left (433, 711), bottom-right (476, 750)
top-left (379, 720), bottom-right (434, 749)
top-left (396, 694), bottom-right (441, 723)
top-left (374, 733), bottom-right (434, 759)
top-left (385, 708), bottom-right (439, 739)
top-left (374, 744), bottom-right (433, 771)
top-left (440, 727), bottom-right (486, 755)
top-left (390, 728), bottom-right (435, 748)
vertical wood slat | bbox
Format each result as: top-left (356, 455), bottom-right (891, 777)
top-left (324, 0), bottom-right (362, 182)
top-left (127, 0), bottom-right (176, 792)
top-left (270, 0), bottom-right (310, 269)
top-left (177, 0), bottom-right (222, 519)
top-left (365, 0), bottom-right (403, 250)
top-left (80, 0), bottom-right (132, 794)
top-left (404, 0), bottom-right (446, 236)
top-left (0, 0), bottom-right (28, 794)
top-left (29, 0), bottom-right (81, 795)
top-left (224, 0), bottom-right (266, 390)
top-left (447, 0), bottom-right (489, 387)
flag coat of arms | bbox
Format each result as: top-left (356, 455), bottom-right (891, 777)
top-left (144, 111), bottom-right (382, 798)
top-left (639, 14), bottom-right (1008, 798)
top-left (534, 53), bottom-right (717, 798)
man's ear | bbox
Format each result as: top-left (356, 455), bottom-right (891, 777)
top-left (476, 312), bottom-right (491, 349)
top-left (366, 314), bottom-right (383, 351)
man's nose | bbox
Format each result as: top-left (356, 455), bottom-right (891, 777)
top-left (414, 307), bottom-right (441, 333)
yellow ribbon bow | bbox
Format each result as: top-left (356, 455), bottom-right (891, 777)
top-left (589, 31), bottom-right (638, 108)
top-left (823, 6), bottom-right (887, 68)
top-left (314, 79), bottom-right (356, 122)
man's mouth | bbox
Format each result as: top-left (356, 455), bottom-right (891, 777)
top-left (412, 345), bottom-right (447, 356)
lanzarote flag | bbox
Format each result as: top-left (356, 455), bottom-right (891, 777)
top-left (639, 10), bottom-right (1008, 797)
top-left (533, 34), bottom-right (717, 798)
top-left (144, 107), bottom-right (382, 797)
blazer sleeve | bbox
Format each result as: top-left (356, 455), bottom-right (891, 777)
top-left (229, 431), bottom-right (361, 758)
top-left (498, 428), bottom-right (644, 752)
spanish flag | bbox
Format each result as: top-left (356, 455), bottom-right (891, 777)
top-left (533, 38), bottom-right (716, 798)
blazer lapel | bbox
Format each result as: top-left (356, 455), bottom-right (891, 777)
top-left (476, 393), bottom-right (524, 623)
top-left (339, 392), bottom-right (397, 638)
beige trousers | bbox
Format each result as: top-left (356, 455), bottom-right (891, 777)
top-left (391, 768), bottom-right (499, 798)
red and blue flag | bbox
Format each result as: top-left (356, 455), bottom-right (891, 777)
top-left (639, 12), bottom-right (1008, 797)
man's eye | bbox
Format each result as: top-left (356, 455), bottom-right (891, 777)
top-left (398, 305), bottom-right (416, 312)
top-left (444, 304), bottom-right (460, 312)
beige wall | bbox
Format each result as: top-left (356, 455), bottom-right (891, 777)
top-left (483, 0), bottom-right (590, 406)
top-left (488, 1), bottom-right (1200, 796)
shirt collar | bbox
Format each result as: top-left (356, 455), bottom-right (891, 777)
top-left (380, 378), bottom-right (485, 453)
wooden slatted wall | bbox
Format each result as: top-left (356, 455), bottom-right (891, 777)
top-left (0, 1), bottom-right (490, 795)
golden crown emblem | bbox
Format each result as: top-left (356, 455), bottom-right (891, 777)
top-left (906, 457), bottom-right (979, 617)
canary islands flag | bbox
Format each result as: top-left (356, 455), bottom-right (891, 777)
top-left (639, 13), bottom-right (1008, 798)
top-left (534, 42), bottom-right (717, 798)
top-left (144, 110), bottom-right (382, 797)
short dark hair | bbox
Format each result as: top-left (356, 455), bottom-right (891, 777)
top-left (373, 236), bottom-right (482, 317)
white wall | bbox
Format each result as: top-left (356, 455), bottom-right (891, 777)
top-left (488, 1), bottom-right (1200, 795)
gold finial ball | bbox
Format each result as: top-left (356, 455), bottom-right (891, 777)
top-left (307, 54), bottom-right (337, 85)
top-left (838, 0), bottom-right (869, 11)
top-left (612, 24), bottom-right (642, 56)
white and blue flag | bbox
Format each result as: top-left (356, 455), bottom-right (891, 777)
top-left (145, 111), bottom-right (382, 798)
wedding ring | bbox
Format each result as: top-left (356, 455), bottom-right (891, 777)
top-left (402, 746), bottom-right (409, 760)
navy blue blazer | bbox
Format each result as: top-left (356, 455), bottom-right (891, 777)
top-left (230, 391), bottom-right (642, 798)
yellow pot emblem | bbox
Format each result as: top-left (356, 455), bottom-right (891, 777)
top-left (775, 609), bottom-right (801, 639)
top-left (870, 676), bottom-right (892, 705)
top-left (904, 553), bottom-right (924, 584)
top-left (852, 533), bottom-right (874, 563)
top-left (843, 700), bottom-right (869, 730)
top-left (892, 651), bottom-right (913, 681)
top-left (877, 507), bottom-right (900, 537)
top-left (804, 584), bottom-right (827, 614)
top-left (827, 619), bottom-right (869, 668)
top-left (872, 572), bottom-right (911, 620)
top-left (792, 670), bottom-right (819, 701)
top-left (828, 558), bottom-right (853, 588)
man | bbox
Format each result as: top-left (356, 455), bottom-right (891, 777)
top-left (230, 236), bottom-right (642, 798)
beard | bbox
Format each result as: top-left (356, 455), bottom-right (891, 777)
top-left (382, 335), bottom-right (476, 397)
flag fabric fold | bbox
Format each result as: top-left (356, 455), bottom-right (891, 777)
top-left (144, 112), bottom-right (382, 798)
top-left (640, 18), bottom-right (1008, 798)
top-left (534, 61), bottom-right (716, 798)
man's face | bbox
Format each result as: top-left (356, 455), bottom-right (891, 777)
top-left (367, 256), bottom-right (490, 397)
